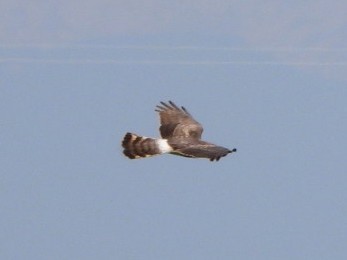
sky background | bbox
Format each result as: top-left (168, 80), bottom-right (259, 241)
top-left (1, 1), bottom-right (347, 259)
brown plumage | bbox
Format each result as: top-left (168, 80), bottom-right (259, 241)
top-left (122, 101), bottom-right (237, 161)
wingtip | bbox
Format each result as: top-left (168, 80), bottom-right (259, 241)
top-left (156, 100), bottom-right (183, 111)
top-left (168, 101), bottom-right (180, 110)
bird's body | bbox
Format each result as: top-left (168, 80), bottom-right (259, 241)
top-left (122, 101), bottom-right (237, 161)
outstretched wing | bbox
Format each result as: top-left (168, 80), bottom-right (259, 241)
top-left (155, 101), bottom-right (203, 139)
top-left (172, 142), bottom-right (237, 162)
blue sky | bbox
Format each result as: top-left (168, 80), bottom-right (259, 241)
top-left (1, 1), bottom-right (347, 259)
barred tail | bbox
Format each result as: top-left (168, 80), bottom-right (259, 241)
top-left (122, 132), bottom-right (172, 159)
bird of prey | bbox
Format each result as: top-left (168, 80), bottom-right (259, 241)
top-left (122, 101), bottom-right (237, 161)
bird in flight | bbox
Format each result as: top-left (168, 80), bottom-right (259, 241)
top-left (122, 101), bottom-right (237, 161)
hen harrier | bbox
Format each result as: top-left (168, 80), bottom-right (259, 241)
top-left (122, 101), bottom-right (237, 161)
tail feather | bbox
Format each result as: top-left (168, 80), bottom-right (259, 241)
top-left (122, 133), bottom-right (162, 159)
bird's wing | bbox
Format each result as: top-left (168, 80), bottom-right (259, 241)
top-left (170, 141), bottom-right (236, 161)
top-left (155, 101), bottom-right (203, 139)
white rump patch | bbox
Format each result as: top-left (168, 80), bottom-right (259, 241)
top-left (156, 139), bottom-right (173, 153)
